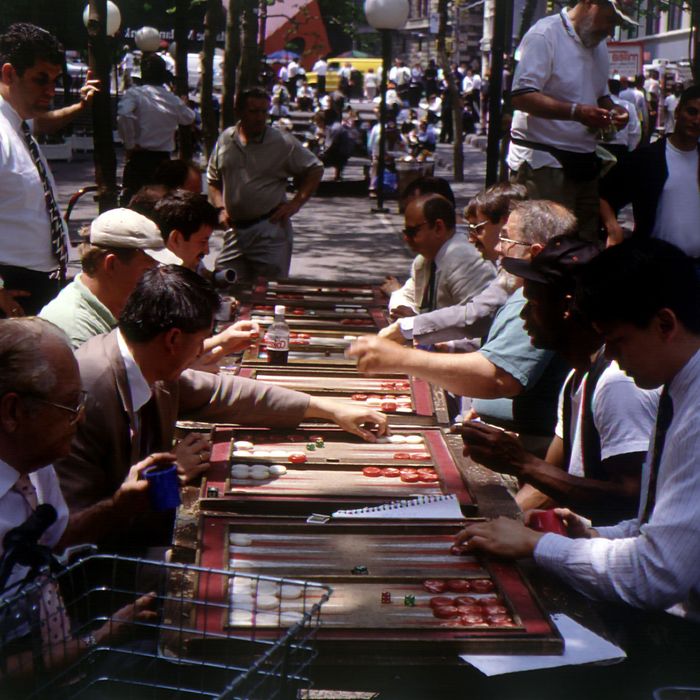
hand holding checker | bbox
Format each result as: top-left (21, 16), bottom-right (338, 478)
top-left (450, 420), bottom-right (531, 478)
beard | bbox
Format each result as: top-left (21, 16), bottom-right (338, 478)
top-left (577, 14), bottom-right (608, 48)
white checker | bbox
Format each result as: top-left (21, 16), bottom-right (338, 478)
top-left (229, 533), bottom-right (253, 547)
top-left (269, 464), bottom-right (287, 476)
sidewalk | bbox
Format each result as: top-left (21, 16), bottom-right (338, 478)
top-left (50, 142), bottom-right (488, 282)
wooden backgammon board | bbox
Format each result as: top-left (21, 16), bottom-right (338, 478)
top-left (237, 368), bottom-right (449, 427)
top-left (172, 514), bottom-right (563, 660)
top-left (200, 426), bottom-right (475, 515)
top-left (238, 303), bottom-right (388, 333)
top-left (250, 278), bottom-right (387, 308)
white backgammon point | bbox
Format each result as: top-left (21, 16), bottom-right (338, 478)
top-left (229, 533), bottom-right (253, 547)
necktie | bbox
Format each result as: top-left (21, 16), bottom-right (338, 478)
top-left (640, 385), bottom-right (673, 524)
top-left (420, 260), bottom-right (437, 313)
top-left (20, 121), bottom-right (68, 280)
top-left (138, 397), bottom-right (161, 460)
top-left (12, 475), bottom-right (70, 649)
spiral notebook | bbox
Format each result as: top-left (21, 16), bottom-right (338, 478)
top-left (332, 494), bottom-right (464, 520)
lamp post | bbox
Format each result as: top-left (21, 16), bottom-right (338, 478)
top-left (364, 0), bottom-right (409, 213)
top-left (84, 0), bottom-right (122, 212)
top-left (134, 26), bottom-right (162, 53)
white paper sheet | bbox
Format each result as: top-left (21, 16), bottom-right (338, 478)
top-left (460, 613), bottom-right (626, 676)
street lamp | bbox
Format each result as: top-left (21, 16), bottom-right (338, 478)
top-left (364, 0), bottom-right (409, 213)
top-left (134, 27), bottom-right (162, 53)
top-left (83, 1), bottom-right (122, 37)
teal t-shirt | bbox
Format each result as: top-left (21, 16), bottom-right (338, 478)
top-left (472, 288), bottom-right (570, 436)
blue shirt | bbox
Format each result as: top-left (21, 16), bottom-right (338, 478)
top-left (472, 288), bottom-right (570, 436)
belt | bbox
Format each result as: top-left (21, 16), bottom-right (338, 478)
top-left (232, 207), bottom-right (279, 229)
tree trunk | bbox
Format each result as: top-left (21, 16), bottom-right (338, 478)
top-left (438, 0), bottom-right (464, 182)
top-left (517, 0), bottom-right (539, 46)
top-left (258, 0), bottom-right (269, 64)
top-left (174, 0), bottom-right (193, 160)
top-left (691, 0), bottom-right (700, 84)
top-left (221, 0), bottom-right (241, 129)
top-left (86, 0), bottom-right (118, 211)
top-left (201, 0), bottom-right (225, 158)
top-left (238, 0), bottom-right (261, 94)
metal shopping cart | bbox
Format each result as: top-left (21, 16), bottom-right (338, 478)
top-left (0, 552), bottom-right (331, 700)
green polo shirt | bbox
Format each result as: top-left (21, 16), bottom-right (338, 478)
top-left (39, 274), bottom-right (116, 349)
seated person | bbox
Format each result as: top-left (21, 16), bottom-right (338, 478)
top-left (349, 200), bottom-right (577, 452)
top-left (458, 235), bottom-right (658, 524)
top-left (0, 318), bottom-right (161, 684)
top-left (39, 209), bottom-right (257, 368)
top-left (387, 194), bottom-right (495, 318)
top-left (455, 240), bottom-right (700, 692)
top-left (381, 183), bottom-right (527, 346)
top-left (153, 189), bottom-right (218, 273)
top-left (55, 266), bottom-right (387, 542)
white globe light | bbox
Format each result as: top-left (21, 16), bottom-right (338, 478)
top-left (82, 1), bottom-right (122, 38)
top-left (364, 0), bottom-right (409, 30)
top-left (134, 26), bottom-right (162, 53)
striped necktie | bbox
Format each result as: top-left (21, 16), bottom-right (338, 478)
top-left (640, 385), bottom-right (673, 524)
top-left (13, 474), bottom-right (70, 649)
top-left (420, 260), bottom-right (437, 313)
top-left (20, 121), bottom-right (68, 281)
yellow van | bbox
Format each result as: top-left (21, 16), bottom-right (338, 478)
top-left (306, 56), bottom-right (382, 93)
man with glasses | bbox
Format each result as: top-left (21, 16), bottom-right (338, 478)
top-left (381, 183), bottom-right (527, 347)
top-left (0, 318), bottom-right (173, 568)
top-left (350, 200), bottom-right (576, 451)
top-left (388, 194), bottom-right (495, 320)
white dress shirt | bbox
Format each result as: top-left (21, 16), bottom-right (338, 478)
top-left (116, 329), bottom-right (152, 417)
top-left (0, 96), bottom-right (68, 272)
top-left (117, 84), bottom-right (195, 152)
top-left (0, 458), bottom-right (69, 593)
top-left (535, 348), bottom-right (700, 621)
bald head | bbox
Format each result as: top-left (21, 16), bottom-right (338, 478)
top-left (403, 194), bottom-right (457, 260)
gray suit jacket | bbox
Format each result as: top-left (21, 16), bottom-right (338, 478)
top-left (56, 330), bottom-right (309, 511)
top-left (389, 234), bottom-right (495, 314)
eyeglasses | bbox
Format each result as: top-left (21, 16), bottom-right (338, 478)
top-left (466, 221), bottom-right (489, 234)
top-left (402, 221), bottom-right (429, 238)
top-left (498, 234), bottom-right (530, 247)
top-left (28, 390), bottom-right (88, 425)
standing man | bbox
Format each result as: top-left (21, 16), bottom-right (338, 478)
top-left (312, 56), bottom-right (327, 95)
top-left (117, 54), bottom-right (195, 204)
top-left (599, 84), bottom-right (700, 252)
top-left (507, 0), bottom-right (633, 241)
top-left (208, 87), bottom-right (323, 284)
top-left (0, 24), bottom-right (72, 315)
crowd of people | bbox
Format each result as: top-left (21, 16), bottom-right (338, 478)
top-left (0, 0), bottom-right (699, 693)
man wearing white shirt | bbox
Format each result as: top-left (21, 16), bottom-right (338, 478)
top-left (311, 57), bottom-right (327, 94)
top-left (456, 238), bottom-right (700, 632)
top-left (118, 54), bottom-right (194, 204)
top-left (0, 24), bottom-right (74, 315)
top-left (507, 0), bottom-right (633, 240)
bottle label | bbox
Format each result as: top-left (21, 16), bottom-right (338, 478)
top-left (265, 335), bottom-right (289, 352)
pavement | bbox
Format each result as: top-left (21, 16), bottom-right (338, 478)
top-left (49, 141), bottom-right (488, 282)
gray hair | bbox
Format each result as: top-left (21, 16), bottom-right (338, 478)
top-left (0, 318), bottom-right (71, 399)
top-left (512, 200), bottom-right (578, 245)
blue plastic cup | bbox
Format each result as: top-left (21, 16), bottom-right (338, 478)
top-left (144, 463), bottom-right (181, 511)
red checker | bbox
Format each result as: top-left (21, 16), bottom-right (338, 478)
top-left (362, 466), bottom-right (382, 478)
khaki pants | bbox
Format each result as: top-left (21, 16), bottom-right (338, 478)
top-left (510, 163), bottom-right (601, 243)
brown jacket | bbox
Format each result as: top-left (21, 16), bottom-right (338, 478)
top-left (56, 330), bottom-right (309, 511)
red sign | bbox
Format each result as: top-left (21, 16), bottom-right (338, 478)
top-left (607, 41), bottom-right (644, 78)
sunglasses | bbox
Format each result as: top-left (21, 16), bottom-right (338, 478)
top-left (402, 221), bottom-right (430, 238)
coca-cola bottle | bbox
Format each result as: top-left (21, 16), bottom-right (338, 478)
top-left (264, 305), bottom-right (290, 365)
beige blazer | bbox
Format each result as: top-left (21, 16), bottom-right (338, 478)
top-left (55, 330), bottom-right (309, 512)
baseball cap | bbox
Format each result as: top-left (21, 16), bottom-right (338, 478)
top-left (604, 0), bottom-right (638, 25)
top-left (502, 235), bottom-right (600, 288)
top-left (89, 208), bottom-right (182, 266)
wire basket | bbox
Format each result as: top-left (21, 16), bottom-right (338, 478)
top-left (0, 553), bottom-right (331, 700)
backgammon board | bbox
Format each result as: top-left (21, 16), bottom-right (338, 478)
top-left (238, 303), bottom-right (387, 333)
top-left (174, 514), bottom-right (563, 660)
top-left (238, 368), bottom-right (449, 427)
top-left (250, 279), bottom-right (387, 308)
top-left (201, 426), bottom-right (475, 514)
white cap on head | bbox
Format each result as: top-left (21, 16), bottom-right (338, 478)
top-left (89, 208), bottom-right (182, 266)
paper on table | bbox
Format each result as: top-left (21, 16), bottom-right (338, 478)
top-left (460, 613), bottom-right (626, 676)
